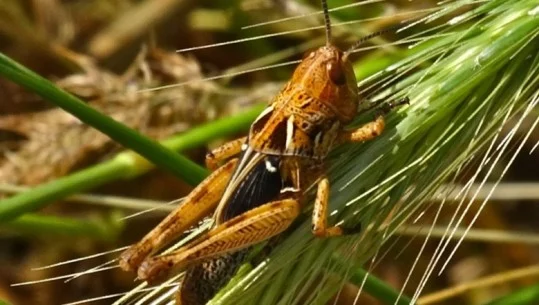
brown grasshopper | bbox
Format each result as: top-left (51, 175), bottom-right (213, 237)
top-left (119, 0), bottom-right (408, 303)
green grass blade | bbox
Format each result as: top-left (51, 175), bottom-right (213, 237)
top-left (2, 213), bottom-right (121, 241)
top-left (0, 161), bottom-right (125, 222)
top-left (0, 52), bottom-right (206, 185)
top-left (331, 254), bottom-right (413, 305)
top-left (0, 105), bottom-right (263, 222)
top-left (484, 284), bottom-right (539, 305)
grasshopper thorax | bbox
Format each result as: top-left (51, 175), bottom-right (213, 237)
top-left (247, 43), bottom-right (359, 159)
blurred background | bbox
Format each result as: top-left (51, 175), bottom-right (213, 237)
top-left (0, 1), bottom-right (538, 305)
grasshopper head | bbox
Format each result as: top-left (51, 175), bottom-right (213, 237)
top-left (292, 44), bottom-right (359, 123)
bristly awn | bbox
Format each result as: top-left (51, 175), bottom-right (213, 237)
top-left (118, 0), bottom-right (408, 304)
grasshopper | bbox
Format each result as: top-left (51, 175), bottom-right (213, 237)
top-left (119, 0), bottom-right (408, 303)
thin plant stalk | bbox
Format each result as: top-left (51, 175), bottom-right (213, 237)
top-left (0, 52), bottom-right (205, 185)
top-left (2, 213), bottom-right (120, 241)
top-left (0, 105), bottom-right (264, 222)
top-left (484, 284), bottom-right (539, 305)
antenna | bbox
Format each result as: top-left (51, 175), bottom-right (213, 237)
top-left (343, 23), bottom-right (405, 57)
top-left (321, 0), bottom-right (332, 45)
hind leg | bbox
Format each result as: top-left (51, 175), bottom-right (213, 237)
top-left (119, 159), bottom-right (238, 272)
top-left (311, 175), bottom-right (361, 237)
top-left (137, 198), bottom-right (300, 283)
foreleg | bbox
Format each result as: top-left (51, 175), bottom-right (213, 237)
top-left (205, 137), bottom-right (246, 171)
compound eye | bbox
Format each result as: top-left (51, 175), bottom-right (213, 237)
top-left (327, 61), bottom-right (346, 86)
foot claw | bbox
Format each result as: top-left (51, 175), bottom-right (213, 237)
top-left (376, 96), bottom-right (410, 117)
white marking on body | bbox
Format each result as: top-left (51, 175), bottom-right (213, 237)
top-left (213, 148), bottom-right (265, 223)
top-left (280, 187), bottom-right (299, 193)
top-left (265, 160), bottom-right (277, 172)
top-left (254, 106), bottom-right (274, 124)
top-left (241, 143), bottom-right (248, 151)
top-left (286, 115), bottom-right (295, 149)
top-left (314, 132), bottom-right (323, 146)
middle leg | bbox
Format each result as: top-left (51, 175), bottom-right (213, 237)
top-left (311, 175), bottom-right (361, 237)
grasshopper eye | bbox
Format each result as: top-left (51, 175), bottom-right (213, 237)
top-left (327, 62), bottom-right (346, 86)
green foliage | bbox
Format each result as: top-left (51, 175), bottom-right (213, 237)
top-left (485, 284), bottom-right (539, 305)
top-left (0, 0), bottom-right (537, 304)
top-left (0, 53), bottom-right (207, 185)
top-left (206, 0), bottom-right (539, 304)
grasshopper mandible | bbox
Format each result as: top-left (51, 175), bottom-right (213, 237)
top-left (119, 0), bottom-right (408, 303)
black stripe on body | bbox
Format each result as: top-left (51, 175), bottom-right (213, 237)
top-left (180, 154), bottom-right (287, 305)
top-left (219, 155), bottom-right (283, 222)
